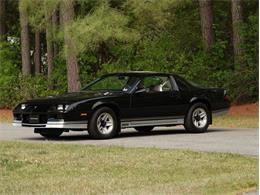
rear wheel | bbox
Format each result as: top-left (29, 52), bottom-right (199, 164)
top-left (38, 129), bottom-right (63, 139)
top-left (184, 103), bottom-right (210, 133)
top-left (134, 126), bottom-right (154, 132)
top-left (88, 107), bottom-right (119, 139)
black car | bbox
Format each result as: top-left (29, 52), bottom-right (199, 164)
top-left (13, 71), bottom-right (230, 139)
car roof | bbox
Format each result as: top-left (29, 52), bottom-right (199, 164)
top-left (103, 71), bottom-right (175, 77)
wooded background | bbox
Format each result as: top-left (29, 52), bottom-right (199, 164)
top-left (0, 0), bottom-right (258, 108)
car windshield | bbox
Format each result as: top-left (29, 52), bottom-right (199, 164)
top-left (82, 75), bottom-right (137, 92)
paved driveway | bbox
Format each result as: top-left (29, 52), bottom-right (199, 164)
top-left (0, 123), bottom-right (258, 156)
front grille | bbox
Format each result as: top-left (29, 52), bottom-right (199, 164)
top-left (29, 115), bottom-right (39, 124)
top-left (19, 103), bottom-right (59, 125)
top-left (22, 114), bottom-right (48, 124)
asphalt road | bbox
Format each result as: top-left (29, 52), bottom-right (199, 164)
top-left (0, 123), bottom-right (258, 156)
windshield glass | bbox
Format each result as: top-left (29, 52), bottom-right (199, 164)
top-left (83, 75), bottom-right (137, 92)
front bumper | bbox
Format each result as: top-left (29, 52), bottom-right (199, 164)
top-left (12, 119), bottom-right (88, 129)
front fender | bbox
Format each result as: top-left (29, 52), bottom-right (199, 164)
top-left (91, 101), bottom-right (120, 112)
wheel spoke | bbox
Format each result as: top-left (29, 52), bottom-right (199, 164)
top-left (199, 113), bottom-right (206, 118)
top-left (106, 121), bottom-right (113, 126)
top-left (104, 114), bottom-right (109, 121)
top-left (97, 112), bottom-right (114, 134)
top-left (192, 108), bottom-right (207, 128)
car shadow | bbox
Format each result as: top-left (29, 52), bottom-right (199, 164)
top-left (21, 127), bottom-right (236, 142)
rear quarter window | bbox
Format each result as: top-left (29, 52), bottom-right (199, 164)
top-left (174, 77), bottom-right (190, 91)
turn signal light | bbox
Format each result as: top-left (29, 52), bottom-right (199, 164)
top-left (80, 113), bottom-right (87, 116)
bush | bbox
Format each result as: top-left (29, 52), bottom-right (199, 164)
top-left (0, 41), bottom-right (21, 108)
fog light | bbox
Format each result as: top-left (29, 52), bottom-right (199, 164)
top-left (65, 105), bottom-right (70, 110)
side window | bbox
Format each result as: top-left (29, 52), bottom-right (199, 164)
top-left (175, 77), bottom-right (190, 91)
top-left (139, 76), bottom-right (172, 92)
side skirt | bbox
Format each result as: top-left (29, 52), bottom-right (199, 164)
top-left (121, 117), bottom-right (184, 129)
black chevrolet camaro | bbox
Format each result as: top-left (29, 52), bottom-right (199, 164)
top-left (13, 71), bottom-right (230, 139)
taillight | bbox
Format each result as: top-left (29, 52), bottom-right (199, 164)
top-left (224, 95), bottom-right (230, 101)
top-left (223, 90), bottom-right (230, 101)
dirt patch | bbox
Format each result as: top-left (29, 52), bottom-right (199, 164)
top-left (228, 102), bottom-right (259, 116)
top-left (0, 109), bottom-right (12, 122)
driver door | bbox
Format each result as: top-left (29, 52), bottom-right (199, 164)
top-left (130, 76), bottom-right (182, 119)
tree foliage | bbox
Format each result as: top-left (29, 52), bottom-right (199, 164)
top-left (67, 2), bottom-right (139, 55)
top-left (0, 0), bottom-right (258, 108)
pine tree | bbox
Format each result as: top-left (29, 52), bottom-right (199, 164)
top-left (0, 0), bottom-right (6, 41)
top-left (231, 0), bottom-right (244, 66)
top-left (199, 0), bottom-right (214, 51)
top-left (19, 0), bottom-right (31, 75)
top-left (60, 0), bottom-right (80, 92)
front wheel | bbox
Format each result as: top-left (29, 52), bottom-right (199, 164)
top-left (88, 107), bottom-right (119, 139)
top-left (184, 103), bottom-right (210, 133)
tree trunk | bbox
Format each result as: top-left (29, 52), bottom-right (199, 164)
top-left (199, 0), bottom-right (214, 52)
top-left (19, 2), bottom-right (31, 75)
top-left (60, 0), bottom-right (80, 92)
top-left (0, 0), bottom-right (6, 41)
top-left (46, 15), bottom-right (54, 78)
top-left (34, 30), bottom-right (41, 74)
top-left (59, 6), bottom-right (63, 27)
top-left (52, 10), bottom-right (59, 58)
top-left (231, 0), bottom-right (244, 66)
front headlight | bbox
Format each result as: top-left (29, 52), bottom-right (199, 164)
top-left (21, 104), bottom-right (26, 110)
top-left (57, 104), bottom-right (70, 112)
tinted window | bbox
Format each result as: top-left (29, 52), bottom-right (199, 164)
top-left (137, 76), bottom-right (172, 92)
top-left (175, 77), bottom-right (190, 91)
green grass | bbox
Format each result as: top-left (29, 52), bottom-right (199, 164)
top-left (0, 141), bottom-right (258, 194)
top-left (213, 115), bottom-right (258, 128)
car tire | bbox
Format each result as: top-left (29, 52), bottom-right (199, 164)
top-left (88, 107), bottom-right (119, 139)
top-left (184, 103), bottom-right (210, 133)
top-left (134, 126), bottom-right (154, 132)
top-left (38, 130), bottom-right (63, 139)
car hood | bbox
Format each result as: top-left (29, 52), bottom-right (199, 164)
top-left (26, 91), bottom-right (122, 105)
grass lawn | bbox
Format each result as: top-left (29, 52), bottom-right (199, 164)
top-left (213, 115), bottom-right (258, 128)
top-left (0, 141), bottom-right (258, 194)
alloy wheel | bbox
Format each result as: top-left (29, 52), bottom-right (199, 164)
top-left (97, 112), bottom-right (114, 134)
top-left (192, 108), bottom-right (207, 128)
